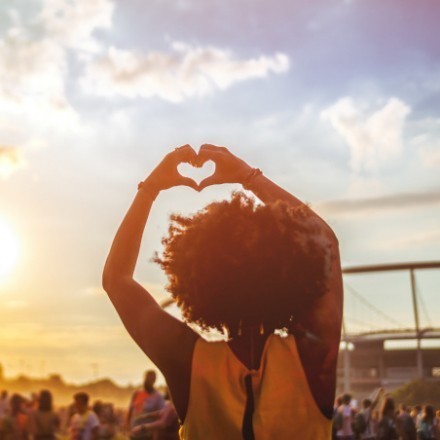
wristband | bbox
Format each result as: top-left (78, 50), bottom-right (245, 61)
top-left (137, 181), bottom-right (159, 200)
top-left (242, 168), bottom-right (263, 190)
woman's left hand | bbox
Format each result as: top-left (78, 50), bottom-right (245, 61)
top-left (143, 144), bottom-right (199, 192)
top-left (196, 144), bottom-right (252, 191)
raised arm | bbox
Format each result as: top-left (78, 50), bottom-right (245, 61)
top-left (102, 145), bottom-right (199, 419)
top-left (371, 388), bottom-right (385, 409)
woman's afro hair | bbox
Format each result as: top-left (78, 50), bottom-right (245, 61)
top-left (153, 192), bottom-right (332, 338)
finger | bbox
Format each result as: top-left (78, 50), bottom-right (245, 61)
top-left (200, 143), bottom-right (225, 151)
top-left (181, 147), bottom-right (198, 166)
top-left (172, 144), bottom-right (197, 164)
top-left (178, 176), bottom-right (199, 192)
top-left (174, 143), bottom-right (192, 150)
top-left (187, 148), bottom-right (198, 166)
top-left (198, 174), bottom-right (221, 191)
top-left (197, 148), bottom-right (223, 166)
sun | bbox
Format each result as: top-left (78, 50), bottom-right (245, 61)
top-left (0, 218), bottom-right (20, 280)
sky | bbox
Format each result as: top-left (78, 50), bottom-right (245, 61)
top-left (0, 0), bottom-right (439, 386)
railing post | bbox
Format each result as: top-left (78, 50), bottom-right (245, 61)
top-left (410, 269), bottom-right (423, 379)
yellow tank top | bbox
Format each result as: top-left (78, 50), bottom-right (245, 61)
top-left (180, 333), bottom-right (332, 440)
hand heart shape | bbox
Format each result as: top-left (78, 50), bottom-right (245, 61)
top-left (146, 144), bottom-right (250, 192)
top-left (177, 160), bottom-right (216, 186)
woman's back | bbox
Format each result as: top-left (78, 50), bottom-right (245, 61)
top-left (31, 410), bottom-right (60, 440)
top-left (378, 414), bottom-right (398, 440)
top-left (181, 333), bottom-right (332, 440)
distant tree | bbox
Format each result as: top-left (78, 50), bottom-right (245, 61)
top-left (0, 363), bottom-right (4, 382)
top-left (48, 374), bottom-right (64, 386)
top-left (392, 380), bottom-right (440, 407)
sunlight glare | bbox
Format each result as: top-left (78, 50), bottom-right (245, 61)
top-left (0, 218), bottom-right (20, 280)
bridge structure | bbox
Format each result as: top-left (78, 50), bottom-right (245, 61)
top-left (340, 261), bottom-right (440, 395)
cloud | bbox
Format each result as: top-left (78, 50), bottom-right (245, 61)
top-left (81, 42), bottom-right (290, 102)
top-left (0, 32), bottom-right (68, 117)
top-left (0, 0), bottom-right (113, 161)
top-left (0, 146), bottom-right (26, 179)
top-left (39, 0), bottom-right (114, 52)
top-left (0, 32), bottom-right (80, 167)
top-left (0, 0), bottom-right (113, 109)
top-left (377, 229), bottom-right (440, 251)
top-left (321, 97), bottom-right (411, 173)
top-left (316, 189), bottom-right (440, 217)
top-left (410, 119), bottom-right (440, 169)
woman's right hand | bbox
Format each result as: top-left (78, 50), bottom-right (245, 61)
top-left (196, 144), bottom-right (252, 191)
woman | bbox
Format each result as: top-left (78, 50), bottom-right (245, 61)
top-left (30, 390), bottom-right (60, 440)
top-left (103, 144), bottom-right (343, 439)
top-left (377, 397), bottom-right (398, 440)
top-left (417, 405), bottom-right (438, 440)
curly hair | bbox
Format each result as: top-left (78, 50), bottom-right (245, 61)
top-left (153, 192), bottom-right (332, 338)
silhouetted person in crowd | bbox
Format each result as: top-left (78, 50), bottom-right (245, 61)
top-left (93, 401), bottom-right (116, 440)
top-left (416, 405), bottom-right (438, 440)
top-left (130, 389), bottom-right (179, 440)
top-left (396, 404), bottom-right (416, 440)
top-left (127, 370), bottom-right (165, 439)
top-left (29, 390), bottom-right (60, 440)
top-left (412, 405), bottom-right (423, 428)
top-left (335, 393), bottom-right (354, 440)
top-left (358, 388), bottom-right (384, 440)
top-left (333, 396), bottom-right (343, 440)
top-left (0, 393), bottom-right (29, 440)
top-left (27, 393), bottom-right (39, 414)
top-left (68, 392), bottom-right (99, 440)
top-left (103, 144), bottom-right (342, 439)
top-left (378, 397), bottom-right (398, 440)
top-left (0, 391), bottom-right (8, 421)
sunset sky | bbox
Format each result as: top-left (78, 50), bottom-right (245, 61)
top-left (1, 0), bottom-right (439, 386)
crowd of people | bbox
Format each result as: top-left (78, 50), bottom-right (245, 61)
top-left (1, 378), bottom-right (440, 439)
top-left (333, 389), bottom-right (440, 440)
top-left (0, 370), bottom-right (179, 440)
